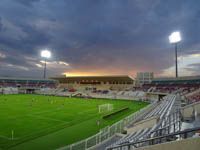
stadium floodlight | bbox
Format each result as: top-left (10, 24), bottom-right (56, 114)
top-left (169, 31), bottom-right (181, 44)
top-left (41, 50), bottom-right (51, 58)
top-left (169, 31), bottom-right (181, 78)
top-left (41, 50), bottom-right (51, 79)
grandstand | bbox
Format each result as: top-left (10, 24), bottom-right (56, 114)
top-left (52, 75), bottom-right (135, 91)
top-left (143, 76), bottom-right (200, 94)
top-left (0, 77), bottom-right (57, 94)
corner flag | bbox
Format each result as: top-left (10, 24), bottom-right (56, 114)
top-left (11, 130), bottom-right (14, 140)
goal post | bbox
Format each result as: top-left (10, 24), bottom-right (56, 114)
top-left (108, 104), bottom-right (114, 111)
top-left (99, 104), bottom-right (114, 113)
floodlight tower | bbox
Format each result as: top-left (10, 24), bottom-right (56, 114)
top-left (169, 31), bottom-right (181, 78)
top-left (41, 50), bottom-right (51, 79)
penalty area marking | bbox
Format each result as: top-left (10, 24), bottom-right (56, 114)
top-left (27, 114), bottom-right (68, 123)
top-left (0, 111), bottom-right (100, 141)
top-left (0, 135), bottom-right (19, 140)
top-left (77, 108), bottom-right (98, 114)
top-left (29, 108), bottom-right (62, 116)
top-left (0, 104), bottom-right (99, 141)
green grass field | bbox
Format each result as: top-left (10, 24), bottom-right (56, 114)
top-left (0, 94), bottom-right (149, 150)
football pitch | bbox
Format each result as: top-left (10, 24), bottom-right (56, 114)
top-left (0, 94), bottom-right (149, 150)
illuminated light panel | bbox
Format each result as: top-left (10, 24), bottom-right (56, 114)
top-left (169, 31), bottom-right (181, 43)
top-left (41, 50), bottom-right (51, 58)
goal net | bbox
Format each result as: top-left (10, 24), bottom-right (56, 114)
top-left (99, 104), bottom-right (114, 113)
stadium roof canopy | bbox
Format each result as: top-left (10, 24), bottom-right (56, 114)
top-left (52, 75), bottom-right (135, 83)
top-left (0, 77), bottom-right (57, 82)
top-left (153, 75), bottom-right (200, 83)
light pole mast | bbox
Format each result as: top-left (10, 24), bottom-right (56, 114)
top-left (175, 43), bottom-right (178, 78)
top-left (41, 50), bottom-right (51, 79)
top-left (44, 59), bottom-right (47, 79)
top-left (169, 32), bottom-right (181, 78)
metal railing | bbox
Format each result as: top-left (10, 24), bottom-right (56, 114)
top-left (107, 126), bottom-right (200, 150)
top-left (149, 111), bottom-right (181, 137)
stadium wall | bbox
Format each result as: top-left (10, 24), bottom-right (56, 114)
top-left (181, 101), bottom-right (200, 118)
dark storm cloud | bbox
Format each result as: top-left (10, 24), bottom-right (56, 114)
top-left (184, 63), bottom-right (200, 76)
top-left (0, 17), bottom-right (3, 32)
top-left (13, 0), bottom-right (41, 7)
top-left (0, 0), bottom-right (200, 77)
top-left (17, 23), bottom-right (53, 50)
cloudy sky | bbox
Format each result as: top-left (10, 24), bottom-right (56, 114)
top-left (0, 0), bottom-right (200, 78)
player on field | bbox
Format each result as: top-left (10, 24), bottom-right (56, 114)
top-left (96, 120), bottom-right (100, 127)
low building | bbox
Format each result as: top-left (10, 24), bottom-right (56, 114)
top-left (137, 72), bottom-right (154, 85)
top-left (52, 75), bottom-right (135, 91)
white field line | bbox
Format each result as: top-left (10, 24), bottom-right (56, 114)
top-left (0, 121), bottom-right (67, 141)
top-left (29, 108), bottom-right (62, 115)
top-left (29, 104), bottom-right (95, 116)
top-left (0, 108), bottom-right (64, 120)
top-left (0, 117), bottom-right (69, 141)
top-left (0, 99), bottom-right (95, 106)
top-left (0, 135), bottom-right (19, 140)
top-left (0, 108), bottom-right (66, 141)
top-left (0, 100), bottom-right (50, 105)
top-left (77, 108), bottom-right (98, 114)
top-left (27, 114), bottom-right (68, 123)
top-left (0, 107), bottom-right (97, 121)
top-left (7, 113), bottom-right (100, 141)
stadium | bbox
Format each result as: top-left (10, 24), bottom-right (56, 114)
top-left (0, 73), bottom-right (200, 150)
top-left (0, 1), bottom-right (200, 150)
